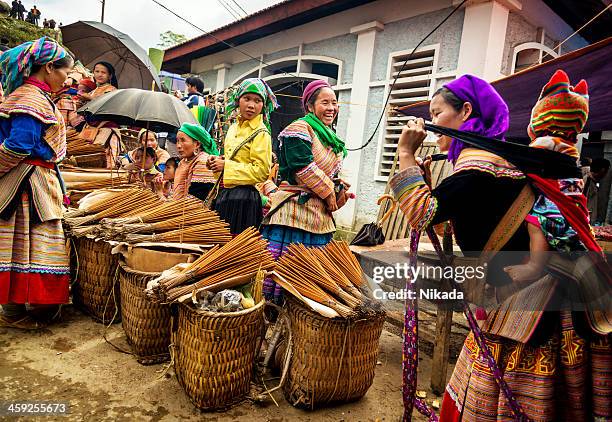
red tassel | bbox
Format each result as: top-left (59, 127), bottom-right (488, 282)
top-left (63, 195), bottom-right (71, 206)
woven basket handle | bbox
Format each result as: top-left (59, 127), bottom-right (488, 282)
top-left (376, 194), bottom-right (397, 226)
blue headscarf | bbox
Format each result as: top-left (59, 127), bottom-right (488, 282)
top-left (0, 37), bottom-right (68, 96)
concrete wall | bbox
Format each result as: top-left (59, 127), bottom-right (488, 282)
top-left (197, 69), bottom-right (218, 92)
top-left (501, 11), bottom-right (538, 75)
top-left (302, 34), bottom-right (358, 84)
top-left (371, 7), bottom-right (464, 82)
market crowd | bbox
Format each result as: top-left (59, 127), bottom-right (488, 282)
top-left (0, 36), bottom-right (609, 421)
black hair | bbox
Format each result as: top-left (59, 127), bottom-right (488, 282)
top-left (579, 157), bottom-right (592, 167)
top-left (433, 87), bottom-right (464, 112)
top-left (185, 76), bottom-right (204, 93)
top-left (165, 157), bottom-right (179, 169)
top-left (30, 54), bottom-right (74, 74)
top-left (94, 61), bottom-right (118, 88)
top-left (135, 146), bottom-right (156, 160)
top-left (590, 158), bottom-right (611, 173)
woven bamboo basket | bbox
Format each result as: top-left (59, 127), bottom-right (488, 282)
top-left (283, 297), bottom-right (386, 409)
top-left (119, 262), bottom-right (171, 364)
top-left (173, 300), bottom-right (265, 410)
top-left (71, 236), bottom-right (121, 323)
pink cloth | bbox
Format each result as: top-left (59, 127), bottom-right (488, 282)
top-left (302, 79), bottom-right (331, 112)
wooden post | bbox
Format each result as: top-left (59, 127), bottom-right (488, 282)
top-left (430, 227), bottom-right (454, 395)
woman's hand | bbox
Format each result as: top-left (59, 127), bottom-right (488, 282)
top-left (324, 192), bottom-right (338, 212)
top-left (416, 155), bottom-right (433, 186)
top-left (78, 92), bottom-right (92, 101)
top-left (398, 118), bottom-right (427, 157)
top-left (207, 156), bottom-right (225, 172)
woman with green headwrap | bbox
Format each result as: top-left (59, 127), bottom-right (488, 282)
top-left (0, 37), bottom-right (74, 328)
top-left (172, 122), bottom-right (219, 201)
top-left (207, 77), bottom-right (278, 235)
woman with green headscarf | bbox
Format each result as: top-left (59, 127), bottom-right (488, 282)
top-left (172, 122), bottom-right (219, 201)
top-left (0, 37), bottom-right (74, 328)
top-left (207, 77), bottom-right (278, 235)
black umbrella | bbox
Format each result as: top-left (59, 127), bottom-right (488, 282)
top-left (78, 88), bottom-right (197, 132)
top-left (350, 195), bottom-right (397, 246)
top-left (61, 21), bottom-right (162, 90)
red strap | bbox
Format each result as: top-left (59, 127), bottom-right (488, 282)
top-left (23, 157), bottom-right (54, 169)
top-left (527, 173), bottom-right (602, 253)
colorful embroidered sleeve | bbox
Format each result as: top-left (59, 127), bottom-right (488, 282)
top-left (223, 130), bottom-right (272, 187)
top-left (389, 166), bottom-right (438, 231)
top-left (295, 161), bottom-right (335, 199)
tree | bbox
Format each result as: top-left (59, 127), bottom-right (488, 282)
top-left (158, 31), bottom-right (187, 48)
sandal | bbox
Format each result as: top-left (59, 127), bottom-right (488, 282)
top-left (0, 313), bottom-right (46, 330)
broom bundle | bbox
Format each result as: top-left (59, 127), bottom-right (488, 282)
top-left (146, 227), bottom-right (275, 303)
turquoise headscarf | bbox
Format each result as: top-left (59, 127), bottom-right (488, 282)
top-left (0, 37), bottom-right (69, 96)
top-left (179, 122), bottom-right (219, 156)
top-left (226, 78), bottom-right (279, 128)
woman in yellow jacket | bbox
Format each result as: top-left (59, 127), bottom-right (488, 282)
top-left (207, 78), bottom-right (278, 235)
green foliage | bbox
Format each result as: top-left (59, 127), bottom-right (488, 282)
top-left (0, 16), bottom-right (58, 47)
top-left (158, 30), bottom-right (187, 49)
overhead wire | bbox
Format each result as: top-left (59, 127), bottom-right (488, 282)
top-left (216, 0), bottom-right (241, 21)
top-left (346, 0), bottom-right (467, 151)
top-left (229, 0), bottom-right (248, 17)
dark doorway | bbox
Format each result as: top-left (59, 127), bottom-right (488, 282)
top-left (269, 80), bottom-right (309, 155)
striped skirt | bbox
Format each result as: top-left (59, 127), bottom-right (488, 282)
top-left (260, 224), bottom-right (333, 304)
top-left (440, 311), bottom-right (611, 421)
top-left (0, 192), bottom-right (70, 305)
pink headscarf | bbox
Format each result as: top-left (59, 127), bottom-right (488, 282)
top-left (302, 79), bottom-right (331, 112)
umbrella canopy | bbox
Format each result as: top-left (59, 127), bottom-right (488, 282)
top-left (78, 88), bottom-right (197, 132)
top-left (61, 21), bottom-right (162, 90)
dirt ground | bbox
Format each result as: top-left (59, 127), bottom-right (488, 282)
top-left (1, 305), bottom-right (462, 421)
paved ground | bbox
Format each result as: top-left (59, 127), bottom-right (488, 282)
top-left (1, 305), bottom-right (463, 421)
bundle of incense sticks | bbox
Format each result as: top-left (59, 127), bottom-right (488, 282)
top-left (101, 197), bottom-right (205, 226)
top-left (324, 240), bottom-right (366, 287)
top-left (64, 188), bottom-right (160, 228)
top-left (124, 224), bottom-right (232, 244)
top-left (146, 228), bottom-right (275, 303)
top-left (66, 137), bottom-right (106, 156)
top-left (273, 241), bottom-right (367, 318)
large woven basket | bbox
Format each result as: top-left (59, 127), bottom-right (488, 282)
top-left (283, 298), bottom-right (386, 409)
top-left (173, 300), bottom-right (265, 410)
top-left (119, 262), bottom-right (171, 364)
top-left (71, 236), bottom-right (121, 323)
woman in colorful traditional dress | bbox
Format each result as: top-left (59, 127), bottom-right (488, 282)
top-left (207, 78), bottom-right (277, 235)
top-left (78, 61), bottom-right (121, 169)
top-left (391, 74), bottom-right (610, 421)
top-left (260, 79), bottom-right (352, 304)
top-left (171, 123), bottom-right (218, 201)
top-left (0, 37), bottom-right (73, 329)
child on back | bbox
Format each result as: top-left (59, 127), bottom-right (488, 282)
top-left (505, 70), bottom-right (589, 283)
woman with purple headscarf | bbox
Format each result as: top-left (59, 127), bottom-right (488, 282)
top-left (392, 74), bottom-right (612, 421)
top-left (393, 75), bottom-right (530, 420)
top-left (259, 79), bottom-right (352, 304)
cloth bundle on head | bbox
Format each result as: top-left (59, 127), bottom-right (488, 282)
top-left (179, 122), bottom-right (219, 156)
top-left (94, 61), bottom-right (118, 88)
top-left (0, 36), bottom-right (68, 96)
top-left (527, 69), bottom-right (588, 158)
top-left (226, 78), bottom-right (279, 126)
top-left (443, 74), bottom-right (509, 163)
top-left (301, 79), bottom-right (331, 112)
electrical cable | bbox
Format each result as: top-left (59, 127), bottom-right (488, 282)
top-left (346, 0), bottom-right (467, 151)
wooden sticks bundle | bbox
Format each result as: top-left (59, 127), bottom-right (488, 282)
top-left (273, 241), bottom-right (366, 317)
top-left (324, 240), bottom-right (366, 287)
top-left (64, 188), bottom-right (160, 228)
top-left (146, 228), bottom-right (275, 303)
